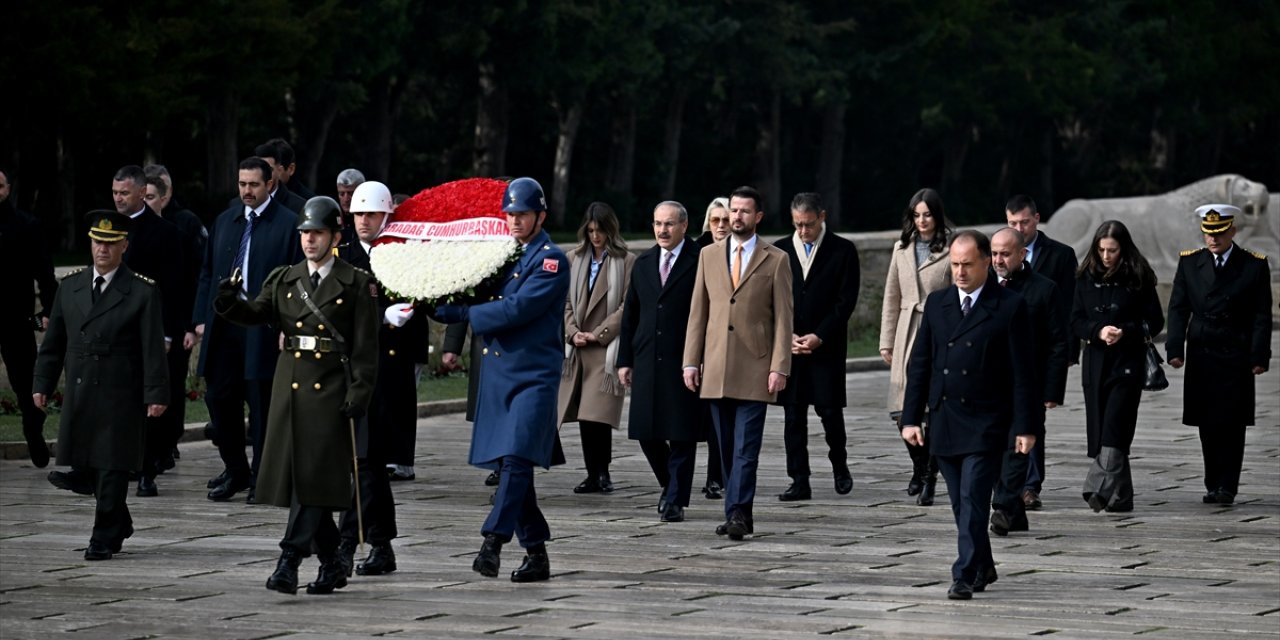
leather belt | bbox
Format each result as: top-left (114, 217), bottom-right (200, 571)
top-left (286, 335), bottom-right (336, 352)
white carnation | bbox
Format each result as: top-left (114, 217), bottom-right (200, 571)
top-left (370, 238), bottom-right (520, 303)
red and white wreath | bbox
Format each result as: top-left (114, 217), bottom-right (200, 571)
top-left (369, 178), bottom-right (520, 305)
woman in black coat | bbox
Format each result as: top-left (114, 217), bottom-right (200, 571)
top-left (1071, 220), bottom-right (1164, 513)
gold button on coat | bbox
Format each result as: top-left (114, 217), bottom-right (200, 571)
top-left (336, 298), bottom-right (343, 305)
top-left (388, 349), bottom-right (396, 356)
top-left (314, 383), bottom-right (322, 390)
top-left (295, 321), bottom-right (303, 328)
top-left (291, 382), bottom-right (299, 390)
top-left (317, 324), bottom-right (325, 331)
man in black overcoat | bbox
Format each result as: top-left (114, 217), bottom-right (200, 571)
top-left (901, 230), bottom-right (1037, 600)
top-left (195, 158), bottom-right (303, 503)
top-left (987, 228), bottom-right (1068, 535)
top-left (1004, 194), bottom-right (1078, 509)
top-left (0, 168), bottom-right (57, 467)
top-left (1167, 204), bottom-right (1272, 505)
top-left (618, 201), bottom-right (705, 523)
top-left (110, 166), bottom-right (187, 498)
top-left (773, 193), bottom-right (860, 501)
top-left (34, 211), bottom-right (169, 560)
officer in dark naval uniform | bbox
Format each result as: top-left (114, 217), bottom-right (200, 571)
top-left (1166, 204), bottom-right (1272, 505)
top-left (33, 210), bottom-right (169, 560)
top-left (215, 197), bottom-right (379, 595)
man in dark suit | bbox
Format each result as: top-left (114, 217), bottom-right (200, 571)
top-left (684, 185), bottom-right (793, 541)
top-left (145, 165), bottom-right (208, 469)
top-left (257, 138), bottom-right (316, 200)
top-left (34, 210), bottom-right (169, 560)
top-left (195, 157), bottom-right (303, 503)
top-left (0, 168), bottom-right (57, 468)
top-left (1167, 204), bottom-right (1272, 505)
top-left (112, 165), bottom-right (187, 498)
top-left (774, 192), bottom-right (860, 501)
top-left (226, 142), bottom-right (306, 214)
top-left (987, 228), bottom-right (1068, 536)
top-left (1005, 194), bottom-right (1077, 510)
top-left (901, 230), bottom-right (1037, 600)
top-left (618, 201), bottom-right (704, 523)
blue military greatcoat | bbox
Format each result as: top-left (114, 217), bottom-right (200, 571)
top-left (467, 230), bottom-right (570, 470)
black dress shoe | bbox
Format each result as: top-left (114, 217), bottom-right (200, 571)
top-left (573, 476), bottom-right (601, 494)
top-left (48, 470), bottom-right (94, 495)
top-left (715, 521), bottom-right (729, 536)
top-left (597, 472), bottom-right (615, 494)
top-left (1085, 493), bottom-right (1107, 512)
top-left (136, 475), bottom-right (158, 497)
top-left (906, 474), bottom-right (925, 496)
top-left (171, 446), bottom-right (181, 460)
top-left (917, 481), bottom-right (936, 506)
top-left (990, 510), bottom-right (1012, 537)
top-left (778, 482), bottom-right (812, 502)
top-left (306, 554), bottom-right (349, 594)
top-left (473, 534), bottom-right (503, 577)
top-left (208, 473), bottom-right (250, 502)
top-left (1202, 491), bottom-right (1219, 504)
top-left (245, 486), bottom-right (257, 504)
top-left (84, 541), bottom-right (113, 561)
top-left (206, 469), bottom-right (229, 489)
top-left (726, 510), bottom-right (750, 541)
top-left (947, 579), bottom-right (973, 600)
top-left (834, 472), bottom-right (853, 496)
top-left (357, 544), bottom-right (397, 576)
top-left (23, 422), bottom-right (50, 469)
top-left (1105, 501), bottom-right (1133, 513)
top-left (266, 550), bottom-right (301, 594)
top-left (338, 539), bottom-right (357, 577)
top-left (510, 550), bottom-right (550, 583)
top-left (484, 470), bottom-right (500, 486)
top-left (1022, 489), bottom-right (1043, 510)
top-left (972, 566), bottom-right (999, 593)
top-left (702, 480), bottom-right (724, 500)
top-left (1214, 490), bottom-right (1236, 505)
top-left (657, 496), bottom-right (669, 515)
top-left (661, 504), bottom-right (685, 523)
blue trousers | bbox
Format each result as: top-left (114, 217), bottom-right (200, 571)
top-left (639, 439), bottom-right (698, 507)
top-left (482, 456), bottom-right (550, 549)
top-left (710, 399), bottom-right (766, 521)
top-left (935, 451), bottom-right (1001, 583)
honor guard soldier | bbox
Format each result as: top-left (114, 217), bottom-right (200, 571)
top-left (214, 197), bottom-right (379, 595)
top-left (33, 210), bottom-right (169, 560)
top-left (433, 177), bottom-right (570, 583)
top-left (1166, 204), bottom-right (1272, 505)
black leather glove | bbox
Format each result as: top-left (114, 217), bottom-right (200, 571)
top-left (342, 403), bottom-right (366, 420)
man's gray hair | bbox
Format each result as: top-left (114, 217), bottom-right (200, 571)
top-left (992, 226), bottom-right (1026, 249)
top-left (655, 200), bottom-right (688, 223)
top-left (336, 168), bottom-right (366, 187)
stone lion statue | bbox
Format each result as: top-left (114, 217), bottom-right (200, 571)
top-left (1044, 174), bottom-right (1276, 281)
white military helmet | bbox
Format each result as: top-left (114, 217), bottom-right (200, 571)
top-left (350, 180), bottom-right (395, 215)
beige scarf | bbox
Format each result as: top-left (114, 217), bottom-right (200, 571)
top-left (791, 223), bottom-right (826, 280)
top-left (563, 250), bottom-right (624, 396)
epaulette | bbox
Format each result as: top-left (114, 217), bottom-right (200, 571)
top-left (1246, 249), bottom-right (1267, 260)
top-left (353, 266), bottom-right (376, 279)
top-left (60, 267), bottom-right (86, 280)
top-left (133, 272), bottom-right (156, 285)
top-left (1179, 247), bottom-right (1204, 257)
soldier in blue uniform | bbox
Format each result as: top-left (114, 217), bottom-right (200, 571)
top-left (1166, 204), bottom-right (1272, 505)
top-left (434, 177), bottom-right (570, 583)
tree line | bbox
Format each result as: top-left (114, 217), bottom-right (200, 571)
top-left (4, 0), bottom-right (1277, 250)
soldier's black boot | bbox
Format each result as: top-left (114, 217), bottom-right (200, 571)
top-left (338, 538), bottom-right (357, 577)
top-left (473, 534), bottom-right (503, 577)
top-left (265, 550), bottom-right (301, 595)
top-left (917, 455), bottom-right (939, 506)
top-left (905, 442), bottom-right (929, 496)
top-left (356, 543), bottom-right (397, 576)
top-left (306, 553), bottom-right (349, 594)
top-left (510, 544), bottom-right (551, 583)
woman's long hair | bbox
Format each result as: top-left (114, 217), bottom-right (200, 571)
top-left (898, 188), bottom-right (952, 253)
top-left (574, 201), bottom-right (628, 258)
top-left (1077, 220), bottom-right (1156, 289)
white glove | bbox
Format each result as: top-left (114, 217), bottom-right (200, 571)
top-left (383, 304), bottom-right (415, 327)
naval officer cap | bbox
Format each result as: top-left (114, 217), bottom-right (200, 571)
top-left (1195, 204), bottom-right (1239, 235)
top-left (85, 210), bottom-right (132, 242)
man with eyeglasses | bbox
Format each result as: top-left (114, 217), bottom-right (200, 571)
top-left (773, 192), bottom-right (860, 502)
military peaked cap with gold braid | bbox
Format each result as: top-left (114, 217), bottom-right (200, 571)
top-left (1194, 204), bottom-right (1239, 235)
top-left (85, 210), bottom-right (132, 242)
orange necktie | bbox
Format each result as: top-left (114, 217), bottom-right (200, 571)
top-left (732, 245), bottom-right (743, 289)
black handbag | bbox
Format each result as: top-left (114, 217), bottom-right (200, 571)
top-left (1142, 322), bottom-right (1169, 392)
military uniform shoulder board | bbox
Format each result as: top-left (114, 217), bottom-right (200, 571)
top-left (353, 266), bottom-right (375, 279)
top-left (1179, 247), bottom-right (1204, 257)
top-left (133, 272), bottom-right (156, 285)
top-left (61, 267), bottom-right (86, 280)
top-left (1246, 249), bottom-right (1267, 260)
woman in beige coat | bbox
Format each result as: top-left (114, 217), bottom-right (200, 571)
top-left (879, 188), bottom-right (952, 505)
top-left (559, 202), bottom-right (635, 494)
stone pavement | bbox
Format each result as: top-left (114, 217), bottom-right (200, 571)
top-left (1, 335), bottom-right (1278, 639)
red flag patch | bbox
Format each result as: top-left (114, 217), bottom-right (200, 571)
top-left (542, 258), bottom-right (559, 273)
